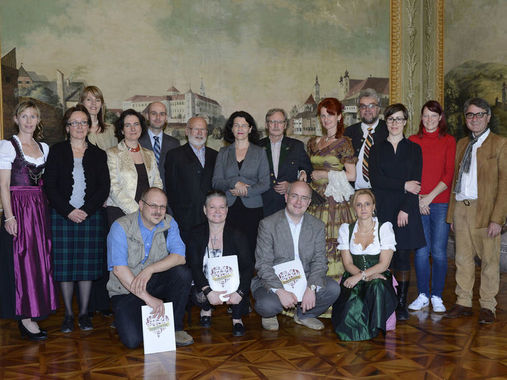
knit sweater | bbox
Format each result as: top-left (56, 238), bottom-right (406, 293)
top-left (409, 129), bottom-right (456, 203)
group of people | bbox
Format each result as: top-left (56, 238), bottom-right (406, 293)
top-left (0, 85), bottom-right (504, 349)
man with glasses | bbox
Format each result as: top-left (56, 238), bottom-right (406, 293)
top-left (344, 88), bottom-right (388, 189)
top-left (445, 98), bottom-right (506, 324)
top-left (259, 108), bottom-right (313, 217)
top-left (106, 187), bottom-right (194, 348)
top-left (164, 116), bottom-right (217, 245)
top-left (251, 181), bottom-right (340, 331)
top-left (140, 102), bottom-right (180, 191)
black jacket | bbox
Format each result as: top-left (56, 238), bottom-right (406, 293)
top-left (44, 139), bottom-right (110, 218)
top-left (186, 223), bottom-right (253, 295)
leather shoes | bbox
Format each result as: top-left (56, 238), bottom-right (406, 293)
top-left (444, 304), bottom-right (473, 319)
top-left (18, 321), bottom-right (48, 341)
top-left (232, 323), bottom-right (245, 337)
top-left (478, 308), bottom-right (495, 324)
top-left (199, 315), bottom-right (212, 328)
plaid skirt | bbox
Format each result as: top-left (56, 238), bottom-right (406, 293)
top-left (51, 208), bottom-right (106, 282)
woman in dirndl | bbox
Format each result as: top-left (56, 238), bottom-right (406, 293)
top-left (0, 100), bottom-right (58, 341)
top-left (44, 104), bottom-right (110, 333)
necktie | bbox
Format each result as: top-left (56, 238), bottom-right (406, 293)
top-left (362, 128), bottom-right (373, 182)
top-left (153, 135), bottom-right (161, 165)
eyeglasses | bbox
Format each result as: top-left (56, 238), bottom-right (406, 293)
top-left (267, 120), bottom-right (286, 126)
top-left (141, 200), bottom-right (167, 212)
top-left (189, 127), bottom-right (207, 134)
top-left (386, 117), bottom-right (406, 124)
top-left (465, 112), bottom-right (488, 120)
top-left (288, 193), bottom-right (311, 203)
top-left (359, 104), bottom-right (378, 110)
top-left (67, 120), bottom-right (89, 127)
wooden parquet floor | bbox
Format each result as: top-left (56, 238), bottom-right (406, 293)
top-left (1, 261), bottom-right (506, 380)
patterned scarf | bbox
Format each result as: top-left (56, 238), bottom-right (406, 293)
top-left (454, 128), bottom-right (489, 194)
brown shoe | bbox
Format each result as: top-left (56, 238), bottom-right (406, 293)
top-left (444, 304), bottom-right (473, 319)
top-left (478, 308), bottom-right (495, 324)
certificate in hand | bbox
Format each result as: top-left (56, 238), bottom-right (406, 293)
top-left (141, 302), bottom-right (176, 354)
top-left (273, 258), bottom-right (307, 302)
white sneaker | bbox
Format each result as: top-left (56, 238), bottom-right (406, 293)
top-left (408, 293), bottom-right (429, 310)
top-left (431, 296), bottom-right (446, 313)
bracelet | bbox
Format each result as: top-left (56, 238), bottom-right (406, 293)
top-left (202, 287), bottom-right (212, 296)
top-left (4, 216), bottom-right (15, 222)
top-left (361, 271), bottom-right (367, 281)
top-left (237, 289), bottom-right (245, 298)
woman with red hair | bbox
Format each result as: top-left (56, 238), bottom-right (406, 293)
top-left (407, 100), bottom-right (456, 313)
top-left (307, 98), bottom-right (356, 315)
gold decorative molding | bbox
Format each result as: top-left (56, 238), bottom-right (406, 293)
top-left (390, 0), bottom-right (403, 103)
top-left (436, 0), bottom-right (445, 105)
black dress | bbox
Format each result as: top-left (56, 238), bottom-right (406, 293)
top-left (369, 138), bottom-right (425, 250)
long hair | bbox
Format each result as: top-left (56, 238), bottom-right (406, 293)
top-left (317, 97), bottom-right (344, 138)
top-left (80, 85), bottom-right (106, 133)
top-left (14, 100), bottom-right (44, 140)
top-left (223, 111), bottom-right (260, 144)
top-left (416, 100), bottom-right (448, 138)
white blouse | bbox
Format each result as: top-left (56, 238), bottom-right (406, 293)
top-left (337, 217), bottom-right (396, 255)
top-left (0, 135), bottom-right (49, 169)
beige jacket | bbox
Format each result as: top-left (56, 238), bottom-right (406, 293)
top-left (106, 140), bottom-right (163, 214)
top-left (447, 132), bottom-right (507, 227)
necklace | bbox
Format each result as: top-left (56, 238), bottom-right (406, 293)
top-left (126, 143), bottom-right (140, 152)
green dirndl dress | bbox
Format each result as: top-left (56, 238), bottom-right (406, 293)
top-left (331, 222), bottom-right (398, 341)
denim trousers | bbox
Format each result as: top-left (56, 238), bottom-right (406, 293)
top-left (414, 203), bottom-right (449, 298)
top-left (111, 265), bottom-right (192, 349)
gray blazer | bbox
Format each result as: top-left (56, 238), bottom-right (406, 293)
top-left (251, 209), bottom-right (328, 292)
top-left (212, 142), bottom-right (270, 208)
top-left (139, 131), bottom-right (180, 190)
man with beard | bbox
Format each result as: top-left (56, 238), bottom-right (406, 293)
top-left (344, 88), bottom-right (388, 189)
top-left (140, 102), bottom-right (180, 190)
top-left (164, 117), bottom-right (218, 245)
top-left (106, 187), bottom-right (193, 348)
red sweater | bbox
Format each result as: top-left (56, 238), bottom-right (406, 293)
top-left (409, 129), bottom-right (456, 203)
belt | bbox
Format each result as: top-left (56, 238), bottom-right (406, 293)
top-left (460, 199), bottom-right (476, 206)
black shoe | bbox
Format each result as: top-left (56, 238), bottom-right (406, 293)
top-left (232, 323), bottom-right (245, 337)
top-left (200, 315), bottom-right (212, 328)
top-left (99, 309), bottom-right (113, 317)
top-left (61, 315), bottom-right (74, 333)
top-left (78, 314), bottom-right (93, 331)
top-left (18, 321), bottom-right (48, 341)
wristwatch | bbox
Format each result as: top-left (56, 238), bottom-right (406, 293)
top-left (310, 284), bottom-right (317, 292)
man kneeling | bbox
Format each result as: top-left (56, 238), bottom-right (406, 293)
top-left (107, 187), bottom-right (193, 348)
top-left (251, 181), bottom-right (340, 331)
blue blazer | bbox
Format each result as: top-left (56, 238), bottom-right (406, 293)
top-left (212, 142), bottom-right (270, 208)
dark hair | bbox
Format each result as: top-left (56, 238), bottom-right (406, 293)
top-left (384, 103), bottom-right (409, 120)
top-left (463, 97), bottom-right (491, 115)
top-left (317, 97), bottom-right (344, 138)
top-left (114, 109), bottom-right (147, 140)
top-left (223, 111), bottom-right (260, 144)
top-left (13, 100), bottom-right (44, 140)
top-left (80, 86), bottom-right (106, 133)
top-left (205, 189), bottom-right (227, 206)
top-left (62, 104), bottom-right (92, 137)
top-left (416, 100), bottom-right (448, 138)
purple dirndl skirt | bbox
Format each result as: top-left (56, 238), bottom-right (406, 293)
top-left (0, 186), bottom-right (58, 319)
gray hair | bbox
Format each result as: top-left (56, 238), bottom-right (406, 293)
top-left (358, 88), bottom-right (380, 105)
top-left (463, 97), bottom-right (491, 115)
top-left (265, 108), bottom-right (288, 123)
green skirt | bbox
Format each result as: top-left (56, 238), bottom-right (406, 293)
top-left (331, 254), bottom-right (397, 341)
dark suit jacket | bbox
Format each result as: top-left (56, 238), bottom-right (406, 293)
top-left (259, 136), bottom-right (313, 217)
top-left (251, 209), bottom-right (327, 292)
top-left (44, 139), bottom-right (110, 218)
top-left (344, 119), bottom-right (389, 158)
top-left (139, 131), bottom-right (179, 190)
top-left (187, 223), bottom-right (253, 295)
top-left (164, 143), bottom-right (217, 242)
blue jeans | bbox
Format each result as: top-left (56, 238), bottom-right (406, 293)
top-left (414, 203), bottom-right (449, 298)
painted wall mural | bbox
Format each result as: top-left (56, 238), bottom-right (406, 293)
top-left (444, 0), bottom-right (507, 139)
top-left (1, 0), bottom-right (390, 147)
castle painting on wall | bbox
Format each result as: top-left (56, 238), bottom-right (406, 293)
top-left (0, 0), bottom-right (390, 147)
